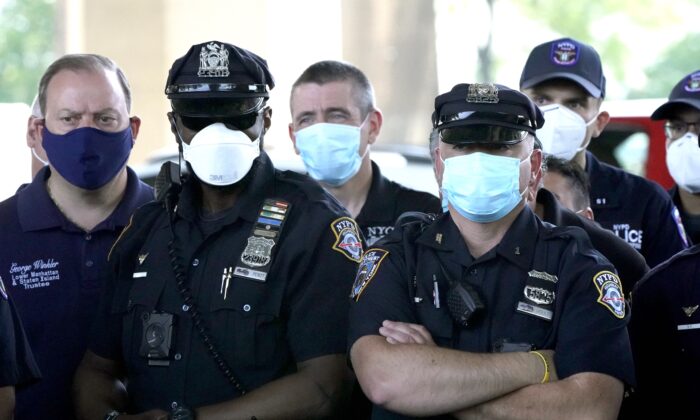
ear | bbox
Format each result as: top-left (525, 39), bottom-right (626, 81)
top-left (581, 206), bottom-right (595, 221)
top-left (590, 110), bottom-right (610, 138)
top-left (263, 106), bottom-right (272, 134)
top-left (434, 146), bottom-right (445, 188)
top-left (367, 109), bottom-right (383, 145)
top-left (288, 123), bottom-right (300, 154)
top-left (529, 148), bottom-right (543, 188)
top-left (129, 116), bottom-right (141, 143)
top-left (167, 112), bottom-right (178, 135)
top-left (26, 116), bottom-right (42, 148)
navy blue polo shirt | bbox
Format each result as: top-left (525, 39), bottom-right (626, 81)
top-left (89, 153), bottom-right (361, 412)
top-left (357, 161), bottom-right (441, 246)
top-left (0, 281), bottom-right (41, 388)
top-left (629, 245), bottom-right (700, 418)
top-left (586, 151), bottom-right (687, 267)
top-left (0, 166), bottom-right (153, 420)
top-left (349, 207), bottom-right (634, 419)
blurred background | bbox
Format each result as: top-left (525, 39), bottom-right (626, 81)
top-left (1, 0), bottom-right (699, 198)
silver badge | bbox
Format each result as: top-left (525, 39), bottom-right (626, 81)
top-left (683, 305), bottom-right (699, 318)
top-left (528, 270), bottom-right (558, 284)
top-left (241, 236), bottom-right (275, 268)
top-left (198, 42), bottom-right (230, 77)
top-left (467, 83), bottom-right (499, 104)
top-left (524, 286), bottom-right (555, 305)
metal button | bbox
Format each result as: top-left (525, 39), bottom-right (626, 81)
top-left (171, 401), bottom-right (178, 409)
top-left (243, 304), bottom-right (251, 312)
top-left (470, 268), bottom-right (477, 276)
top-left (85, 260), bottom-right (94, 267)
top-left (174, 353), bottom-right (182, 360)
top-left (85, 234), bottom-right (92, 241)
top-left (192, 259), bottom-right (199, 267)
top-left (182, 304), bottom-right (190, 312)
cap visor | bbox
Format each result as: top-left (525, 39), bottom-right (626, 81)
top-left (521, 72), bottom-right (602, 98)
top-left (651, 99), bottom-right (700, 120)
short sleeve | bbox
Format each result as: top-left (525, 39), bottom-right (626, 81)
top-left (642, 192), bottom-right (688, 268)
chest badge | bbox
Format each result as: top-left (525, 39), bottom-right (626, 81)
top-left (524, 286), bottom-right (555, 305)
top-left (241, 237), bottom-right (275, 268)
top-left (683, 305), bottom-right (699, 318)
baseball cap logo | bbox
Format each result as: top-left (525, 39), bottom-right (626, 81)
top-left (198, 42), bottom-right (230, 78)
top-left (550, 41), bottom-right (579, 66)
top-left (685, 71), bottom-right (700, 93)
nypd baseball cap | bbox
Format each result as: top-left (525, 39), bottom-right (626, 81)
top-left (651, 70), bottom-right (700, 120)
top-left (520, 38), bottom-right (606, 99)
top-left (432, 83), bottom-right (544, 145)
top-left (165, 41), bottom-right (275, 117)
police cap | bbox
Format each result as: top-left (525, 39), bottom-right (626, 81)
top-left (651, 70), bottom-right (700, 120)
top-left (165, 41), bottom-right (275, 117)
top-left (432, 83), bottom-right (544, 146)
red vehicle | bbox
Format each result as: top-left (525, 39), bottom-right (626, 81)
top-left (591, 98), bottom-right (672, 189)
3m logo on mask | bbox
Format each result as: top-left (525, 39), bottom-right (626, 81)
top-left (209, 174), bottom-right (224, 182)
top-left (612, 224), bottom-right (643, 250)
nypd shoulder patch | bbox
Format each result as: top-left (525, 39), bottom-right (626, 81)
top-left (351, 248), bottom-right (389, 301)
top-left (592, 270), bottom-right (625, 319)
top-left (330, 217), bottom-right (363, 263)
top-left (0, 276), bottom-right (7, 300)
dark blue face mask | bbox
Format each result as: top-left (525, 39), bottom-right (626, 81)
top-left (42, 125), bottom-right (134, 190)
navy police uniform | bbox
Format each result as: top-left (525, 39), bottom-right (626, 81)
top-left (586, 151), bottom-right (687, 267)
top-left (90, 152), bottom-right (360, 411)
top-left (358, 161), bottom-right (440, 246)
top-left (0, 279), bottom-right (41, 389)
top-left (0, 166), bottom-right (152, 419)
top-left (536, 187), bottom-right (649, 295)
top-left (629, 245), bottom-right (700, 417)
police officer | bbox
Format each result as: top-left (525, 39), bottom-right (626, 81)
top-left (0, 54), bottom-right (154, 420)
top-left (74, 41), bottom-right (361, 419)
top-left (0, 277), bottom-right (40, 420)
top-left (531, 155), bottom-right (649, 296)
top-left (650, 70), bottom-right (700, 245)
top-left (349, 83), bottom-right (634, 419)
top-left (520, 37), bottom-right (687, 268)
top-left (289, 60), bottom-right (440, 246)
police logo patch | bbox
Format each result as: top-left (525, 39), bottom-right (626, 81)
top-left (685, 71), bottom-right (700, 93)
top-left (0, 276), bottom-right (7, 300)
top-left (551, 41), bottom-right (578, 66)
top-left (198, 42), bottom-right (230, 77)
top-left (351, 249), bottom-right (389, 301)
top-left (524, 286), bottom-right (555, 305)
top-left (241, 236), bottom-right (275, 268)
top-left (592, 270), bottom-right (625, 318)
top-left (331, 217), bottom-right (363, 263)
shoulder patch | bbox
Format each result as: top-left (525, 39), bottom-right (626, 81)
top-left (351, 248), bottom-right (389, 301)
top-left (592, 270), bottom-right (625, 319)
top-left (330, 217), bottom-right (363, 262)
top-left (0, 276), bottom-right (7, 300)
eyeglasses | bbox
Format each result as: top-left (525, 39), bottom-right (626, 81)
top-left (665, 120), bottom-right (700, 139)
top-left (179, 112), bottom-right (260, 132)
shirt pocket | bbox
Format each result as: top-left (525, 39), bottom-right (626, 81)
top-left (209, 278), bottom-right (285, 368)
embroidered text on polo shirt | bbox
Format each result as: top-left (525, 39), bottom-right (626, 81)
top-left (8, 258), bottom-right (61, 290)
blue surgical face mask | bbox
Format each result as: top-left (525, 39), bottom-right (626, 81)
top-left (294, 116), bottom-right (369, 187)
top-left (441, 151), bottom-right (530, 223)
top-left (42, 125), bottom-right (133, 190)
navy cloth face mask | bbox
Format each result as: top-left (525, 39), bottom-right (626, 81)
top-left (42, 126), bottom-right (134, 190)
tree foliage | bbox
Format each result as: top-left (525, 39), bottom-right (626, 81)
top-left (0, 0), bottom-right (55, 104)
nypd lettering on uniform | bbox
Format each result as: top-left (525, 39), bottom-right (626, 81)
top-left (331, 217), bottom-right (363, 263)
top-left (612, 224), bottom-right (643, 250)
top-left (351, 248), bottom-right (389, 301)
top-left (7, 259), bottom-right (61, 290)
top-left (593, 270), bottom-right (625, 319)
top-left (365, 225), bottom-right (394, 246)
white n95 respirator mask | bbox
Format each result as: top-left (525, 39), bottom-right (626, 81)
top-left (536, 104), bottom-right (596, 161)
top-left (666, 132), bottom-right (700, 193)
top-left (182, 122), bottom-right (260, 186)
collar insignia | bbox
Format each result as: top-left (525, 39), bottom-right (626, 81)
top-left (683, 305), bottom-right (699, 318)
top-left (138, 253), bottom-right (148, 265)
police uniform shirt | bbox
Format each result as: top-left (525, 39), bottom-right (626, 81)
top-left (537, 187), bottom-right (649, 296)
top-left (89, 152), bottom-right (361, 412)
top-left (357, 161), bottom-right (441, 246)
top-left (349, 207), bottom-right (634, 419)
top-left (629, 245), bottom-right (700, 418)
top-left (586, 151), bottom-right (687, 267)
top-left (670, 185), bottom-right (700, 246)
top-left (0, 283), bottom-right (41, 388)
top-left (0, 166), bottom-right (153, 420)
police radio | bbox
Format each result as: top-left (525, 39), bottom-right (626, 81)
top-left (440, 265), bottom-right (485, 327)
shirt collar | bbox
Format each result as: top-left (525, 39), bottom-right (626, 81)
top-left (417, 207), bottom-right (539, 271)
top-left (17, 166), bottom-right (152, 232)
top-left (356, 161), bottom-right (396, 223)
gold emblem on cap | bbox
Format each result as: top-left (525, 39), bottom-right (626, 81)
top-left (682, 305), bottom-right (699, 317)
top-left (467, 83), bottom-right (499, 104)
top-left (198, 42), bottom-right (230, 78)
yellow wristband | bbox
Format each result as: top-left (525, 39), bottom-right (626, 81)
top-left (529, 351), bottom-right (550, 384)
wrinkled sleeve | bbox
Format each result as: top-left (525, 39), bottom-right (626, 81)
top-left (0, 296), bottom-right (41, 387)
